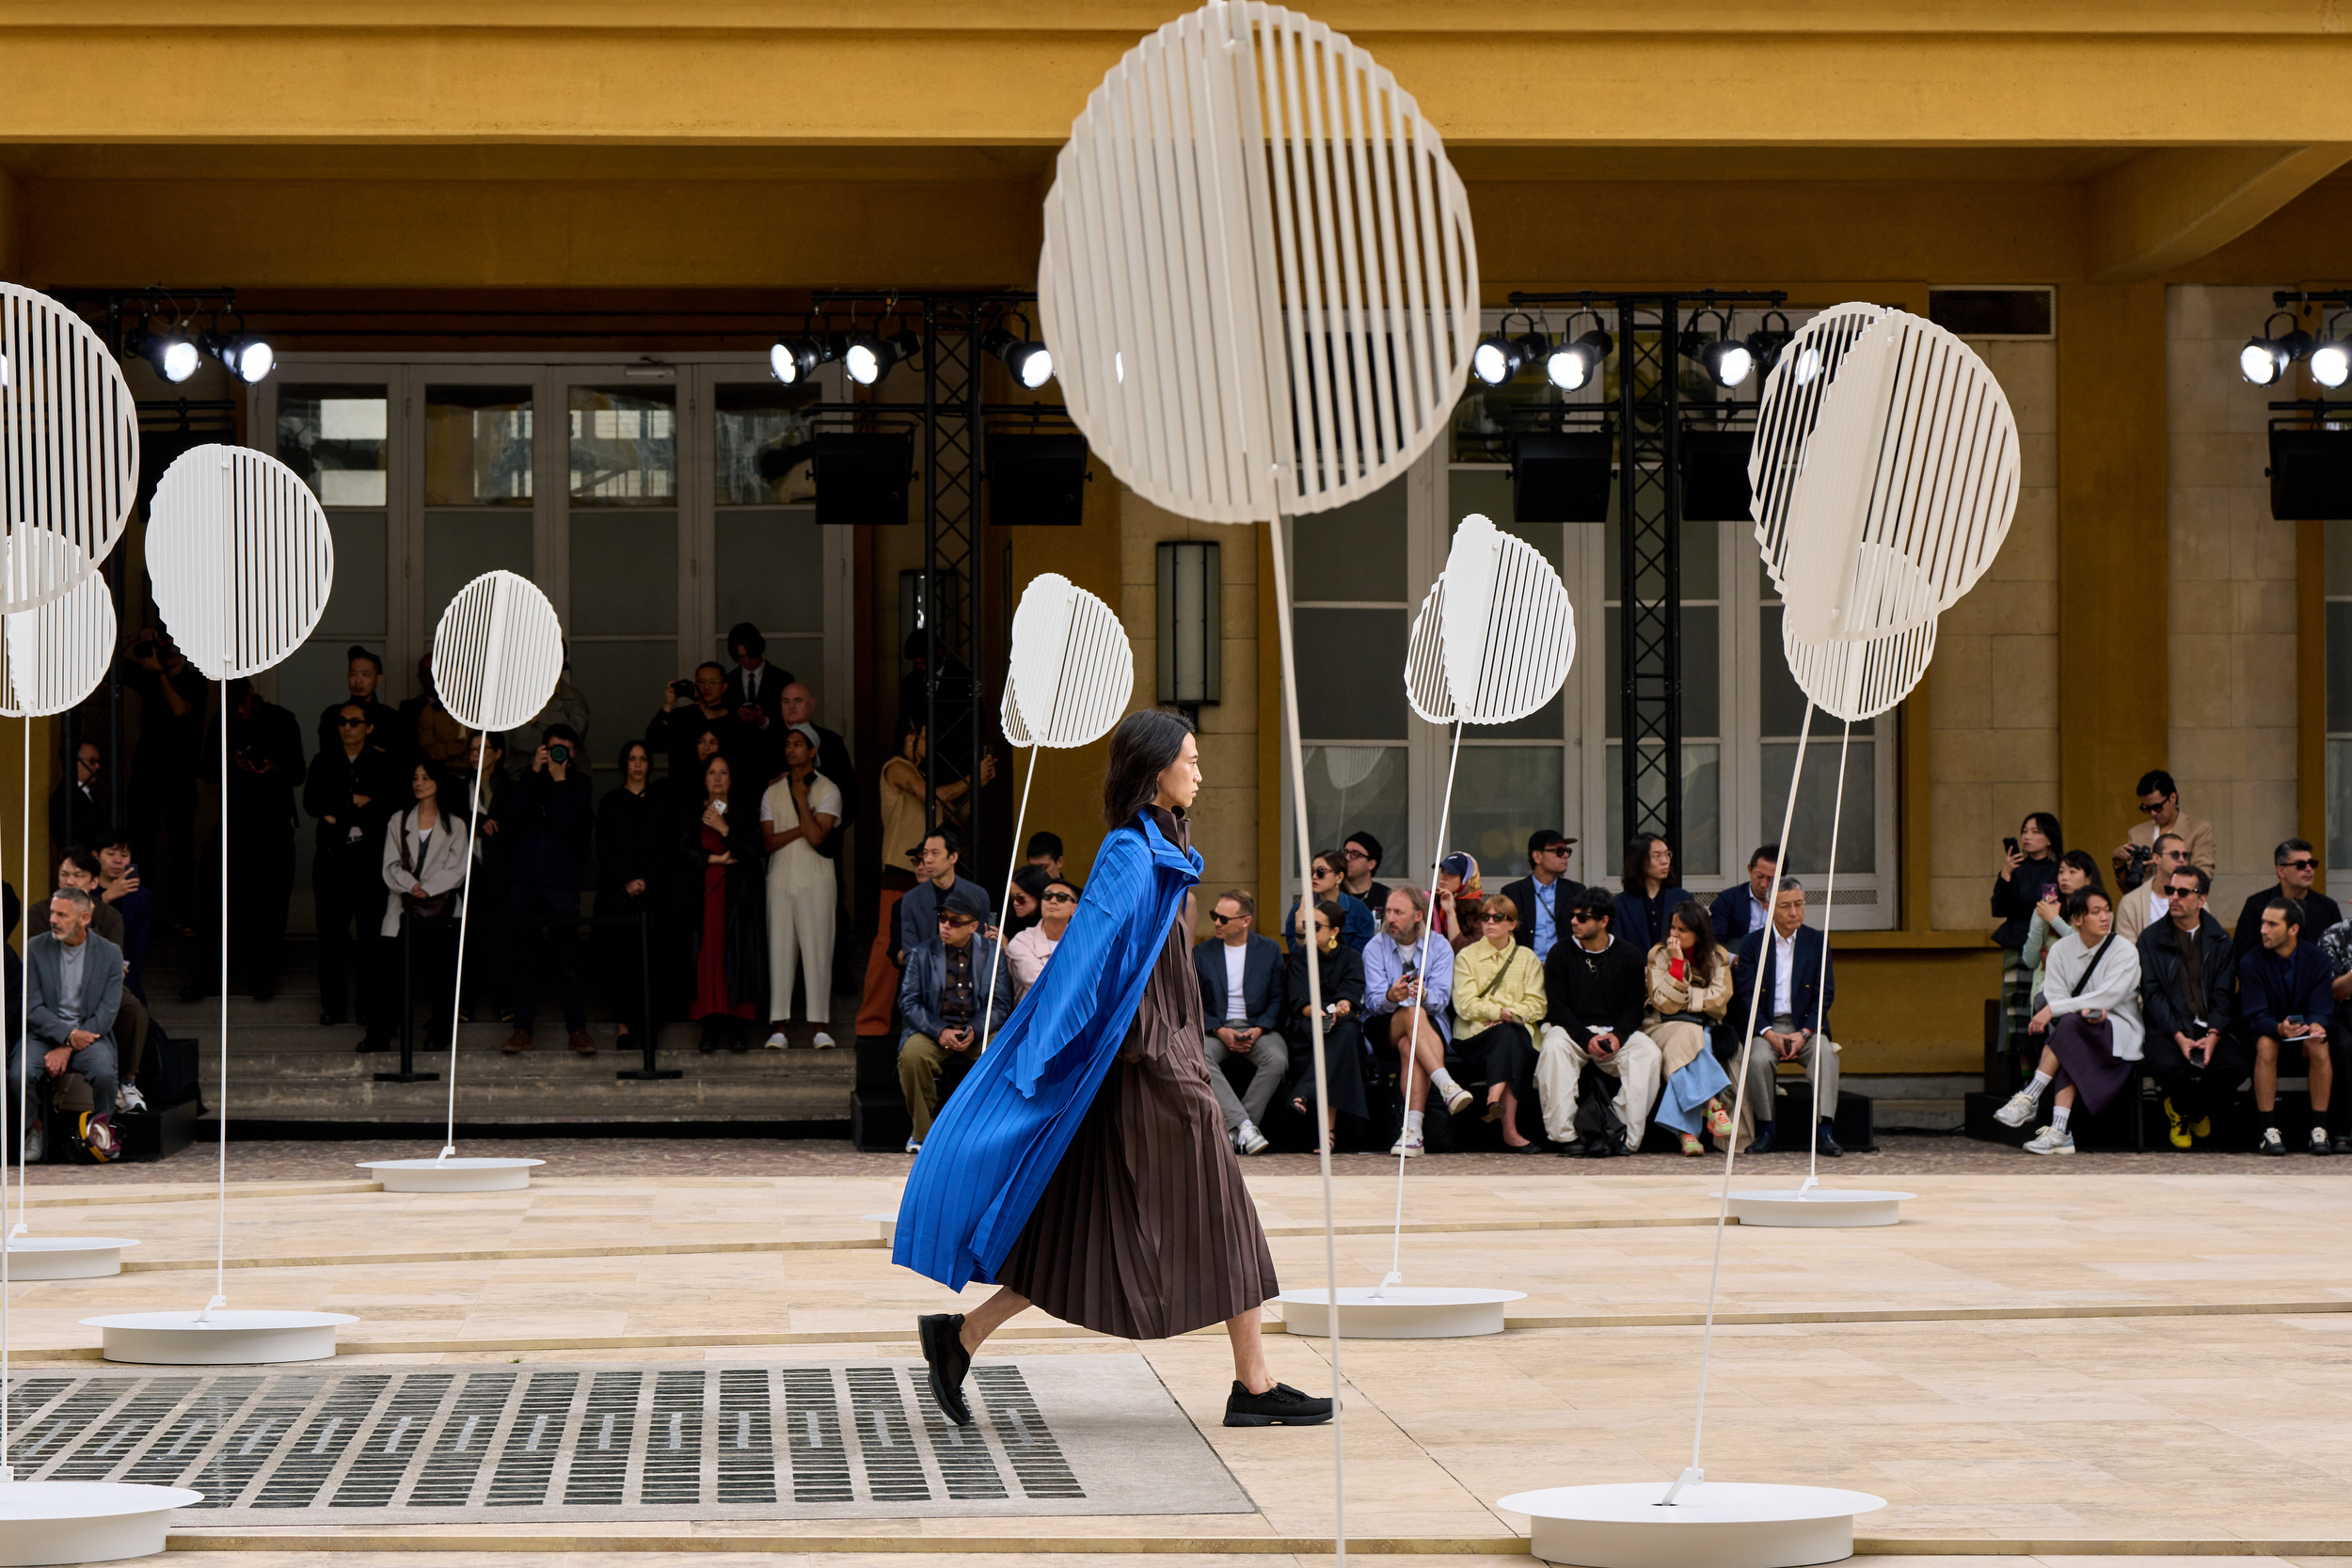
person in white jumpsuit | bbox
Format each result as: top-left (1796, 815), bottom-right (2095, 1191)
top-left (761, 729), bottom-right (843, 1048)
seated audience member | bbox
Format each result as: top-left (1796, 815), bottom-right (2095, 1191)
top-left (1342, 831), bottom-right (1392, 922)
top-left (896, 828), bottom-right (990, 977)
top-left (1008, 876), bottom-right (1078, 1002)
top-left (93, 832), bottom-right (151, 1003)
top-left (2137, 865), bottom-right (2247, 1150)
top-left (1498, 830), bottom-right (1581, 963)
top-left (54, 850), bottom-right (152, 1107)
top-left (1365, 886), bottom-right (1457, 1150)
top-left (1289, 849), bottom-right (1374, 954)
top-left (1614, 832), bottom-right (1694, 955)
top-left (1452, 894), bottom-right (1545, 1151)
top-left (1730, 879), bottom-right (1841, 1157)
top-left (1433, 852), bottom-right (1484, 953)
top-left (2237, 895), bottom-right (2335, 1156)
top-left (1646, 904), bottom-right (1737, 1156)
top-left (1025, 832), bottom-right (1064, 880)
top-left (1282, 900), bottom-right (1368, 1153)
top-left (2113, 834), bottom-right (2188, 947)
top-left (1194, 888), bottom-right (1287, 1156)
top-left (896, 882), bottom-right (1010, 1153)
top-left (2023, 851), bottom-right (2104, 1003)
top-left (1994, 887), bottom-right (2143, 1156)
top-left (18, 887), bottom-right (124, 1162)
top-left (2113, 768), bottom-right (2216, 888)
top-left (1002, 863), bottom-right (1050, 942)
top-left (1535, 887), bottom-right (1656, 1158)
top-left (1711, 845), bottom-right (1778, 968)
top-left (2228, 839), bottom-right (2344, 976)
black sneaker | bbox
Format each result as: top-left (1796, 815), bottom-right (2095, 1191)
top-left (1224, 1380), bottom-right (1334, 1427)
top-left (1816, 1125), bottom-right (1845, 1158)
top-left (917, 1312), bottom-right (973, 1427)
top-left (2310, 1127), bottom-right (2332, 1156)
top-left (2260, 1127), bottom-right (2288, 1156)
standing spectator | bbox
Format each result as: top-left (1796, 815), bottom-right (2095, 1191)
top-left (1615, 833), bottom-right (1694, 955)
top-left (1646, 904), bottom-right (1737, 1155)
top-left (1498, 831), bottom-right (1581, 963)
top-left (647, 664), bottom-right (749, 784)
top-left (1194, 888), bottom-right (1287, 1156)
top-left (1711, 845), bottom-right (1779, 965)
top-left (187, 678), bottom-right (305, 1004)
top-left (760, 727), bottom-right (842, 1050)
top-left (1432, 852), bottom-right (1484, 953)
top-left (1365, 886), bottom-right (1457, 1149)
top-left (595, 740), bottom-right (665, 1054)
top-left (1287, 849), bottom-right (1374, 954)
top-left (2113, 768), bottom-right (2216, 888)
top-left (896, 827), bottom-right (988, 976)
top-left (1008, 876), bottom-right (1079, 1002)
top-left (1994, 812), bottom-right (2064, 1053)
top-left (368, 763), bottom-right (469, 1055)
top-left (21, 888), bottom-right (123, 1162)
top-left (2114, 834), bottom-right (2189, 947)
top-left (49, 739), bottom-right (110, 860)
top-left (0, 889), bottom-right (23, 1153)
top-left (396, 655), bottom-right (474, 773)
top-left (1341, 831), bottom-right (1392, 922)
top-left (1452, 894), bottom-right (1545, 1150)
top-left (857, 716), bottom-right (933, 1038)
top-left (503, 652), bottom-right (592, 782)
top-left (304, 700), bottom-right (399, 1028)
top-left (1025, 832), bottom-right (1064, 879)
top-left (2227, 839), bottom-right (2344, 975)
top-left (778, 682), bottom-right (857, 863)
top-left (680, 752), bottom-right (766, 1053)
top-left (2236, 895), bottom-right (2335, 1156)
top-left (1731, 879), bottom-right (1840, 1156)
top-left (93, 832), bottom-right (151, 1003)
top-left (457, 731), bottom-right (515, 1023)
top-left (1994, 887), bottom-right (2144, 1156)
top-left (895, 881), bottom-right (1009, 1152)
top-left (725, 623), bottom-right (790, 732)
top-left (312, 646), bottom-right (400, 764)
top-left (1282, 899), bottom-right (1369, 1153)
top-left (121, 626), bottom-right (204, 931)
top-left (502, 725), bottom-right (596, 1057)
top-left (2022, 850), bottom-right (2104, 1006)
top-left (2137, 865), bottom-right (2245, 1150)
top-left (1535, 888), bottom-right (1656, 1158)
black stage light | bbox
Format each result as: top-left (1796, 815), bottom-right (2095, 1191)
top-left (1472, 329), bottom-right (1521, 387)
top-left (843, 330), bottom-right (886, 387)
top-left (2312, 314), bottom-right (2352, 389)
top-left (983, 321), bottom-right (1054, 390)
top-left (204, 331), bottom-right (274, 385)
top-left (1510, 431), bottom-right (1612, 523)
top-left (1697, 336), bottom-right (1754, 389)
top-left (769, 336), bottom-right (825, 385)
top-left (1546, 323), bottom-right (1613, 392)
top-left (815, 432), bottom-right (913, 525)
top-left (988, 433), bottom-right (1089, 526)
top-left (131, 326), bottom-right (199, 384)
top-left (1746, 311), bottom-right (1793, 380)
top-left (2242, 312), bottom-right (2312, 387)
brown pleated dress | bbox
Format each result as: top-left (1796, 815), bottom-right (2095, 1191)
top-left (996, 809), bottom-right (1280, 1339)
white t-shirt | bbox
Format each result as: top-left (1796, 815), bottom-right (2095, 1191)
top-left (760, 773), bottom-right (843, 870)
top-left (1771, 928), bottom-right (1797, 1021)
top-left (1223, 941), bottom-right (1250, 1022)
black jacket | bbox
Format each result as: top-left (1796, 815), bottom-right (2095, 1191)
top-left (2137, 911), bottom-right (2236, 1047)
top-left (677, 804), bottom-right (768, 1006)
top-left (1542, 932), bottom-right (1645, 1040)
top-left (1712, 880), bottom-right (1772, 949)
top-left (645, 705), bottom-right (754, 790)
top-left (1497, 874), bottom-right (1581, 958)
top-left (314, 697), bottom-right (403, 768)
top-left (507, 767), bottom-right (595, 891)
top-left (302, 744), bottom-right (403, 855)
top-left (206, 698), bottom-right (308, 832)
top-left (1194, 932), bottom-right (1286, 1033)
top-left (1733, 924), bottom-right (1835, 1037)
top-left (1992, 856), bottom-right (2061, 949)
top-left (47, 778), bottom-right (111, 857)
top-left (1281, 942), bottom-right (1364, 1033)
top-left (2227, 887), bottom-right (2345, 978)
top-left (595, 784), bottom-right (667, 904)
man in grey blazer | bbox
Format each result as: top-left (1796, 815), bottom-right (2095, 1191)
top-left (18, 886), bottom-right (124, 1161)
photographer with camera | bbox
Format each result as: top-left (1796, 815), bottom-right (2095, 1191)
top-left (647, 664), bottom-right (750, 786)
top-left (2112, 769), bottom-right (2214, 891)
top-left (502, 724), bottom-right (596, 1056)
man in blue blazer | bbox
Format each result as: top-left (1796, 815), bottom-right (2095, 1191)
top-left (1729, 878), bottom-right (1840, 1158)
top-left (1712, 845), bottom-right (1780, 965)
top-left (1194, 888), bottom-right (1287, 1156)
top-left (20, 886), bottom-right (124, 1162)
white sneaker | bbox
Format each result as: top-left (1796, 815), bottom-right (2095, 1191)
top-left (1389, 1129), bottom-right (1425, 1158)
top-left (812, 1031), bottom-right (836, 1050)
top-left (1441, 1084), bottom-right (1473, 1116)
top-left (904, 1138), bottom-right (922, 1155)
top-left (764, 1032), bottom-right (790, 1050)
top-left (1993, 1087), bottom-right (2040, 1128)
top-left (1236, 1120), bottom-right (1269, 1156)
top-left (116, 1084), bottom-right (148, 1115)
top-left (2023, 1125), bottom-right (2075, 1156)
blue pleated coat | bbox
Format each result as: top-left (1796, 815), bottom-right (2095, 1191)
top-left (893, 814), bottom-right (1201, 1291)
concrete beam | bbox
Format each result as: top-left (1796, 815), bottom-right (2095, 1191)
top-left (2087, 145), bottom-right (2352, 281)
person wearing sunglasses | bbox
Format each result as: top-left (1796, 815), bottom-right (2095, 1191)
top-left (1280, 898), bottom-right (1370, 1152)
top-left (2110, 768), bottom-right (2215, 891)
top-left (1007, 878), bottom-right (1082, 1001)
top-left (1452, 894), bottom-right (1546, 1151)
top-left (304, 700), bottom-right (401, 1029)
top-left (2227, 838), bottom-right (2343, 977)
top-left (1193, 888), bottom-right (1287, 1157)
top-left (2113, 834), bottom-right (2188, 948)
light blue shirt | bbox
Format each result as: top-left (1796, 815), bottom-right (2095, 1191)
top-left (1527, 876), bottom-right (1563, 960)
top-left (1362, 928), bottom-right (1452, 1042)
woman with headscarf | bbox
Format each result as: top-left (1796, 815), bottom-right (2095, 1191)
top-left (1433, 851), bottom-right (1485, 954)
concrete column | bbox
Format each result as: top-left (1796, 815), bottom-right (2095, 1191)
top-left (0, 169), bottom-right (20, 278)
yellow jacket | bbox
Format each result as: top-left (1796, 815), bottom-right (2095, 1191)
top-left (1453, 939), bottom-right (1546, 1038)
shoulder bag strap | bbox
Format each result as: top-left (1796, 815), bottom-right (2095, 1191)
top-left (2070, 934), bottom-right (2119, 998)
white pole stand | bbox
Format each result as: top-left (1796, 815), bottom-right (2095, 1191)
top-left (1277, 1286), bottom-right (1523, 1339)
top-left (80, 1309), bottom-right (356, 1366)
top-left (0, 1481), bottom-right (203, 1567)
top-left (1499, 1481), bottom-right (1886, 1568)
top-left (2, 1238), bottom-right (138, 1280)
top-left (1717, 1187), bottom-right (1915, 1228)
top-left (357, 1156), bottom-right (544, 1194)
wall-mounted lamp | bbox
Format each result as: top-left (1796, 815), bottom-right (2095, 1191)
top-left (1156, 541), bottom-right (1221, 715)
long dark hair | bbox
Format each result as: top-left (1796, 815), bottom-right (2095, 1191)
top-left (1621, 832), bottom-right (1677, 894)
top-left (1667, 902), bottom-right (1720, 988)
top-left (2023, 811), bottom-right (2063, 858)
top-left (1102, 709), bottom-right (1193, 829)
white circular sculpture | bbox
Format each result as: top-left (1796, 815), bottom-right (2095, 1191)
top-left (1782, 614), bottom-right (1935, 726)
top-left (0, 1481), bottom-right (203, 1567)
top-left (82, 1310), bottom-right (355, 1367)
top-left (358, 1156), bottom-right (545, 1194)
top-left (1404, 577), bottom-right (1454, 723)
top-left (1722, 1188), bottom-right (1914, 1229)
top-left (1500, 1481), bottom-right (1887, 1568)
top-left (0, 284), bottom-right (138, 614)
top-left (0, 535), bottom-right (115, 720)
top-left (1278, 1286), bottom-right (1524, 1339)
top-left (2, 1237), bottom-right (138, 1280)
top-left (146, 445), bottom-right (335, 679)
top-left (430, 569), bottom-right (564, 734)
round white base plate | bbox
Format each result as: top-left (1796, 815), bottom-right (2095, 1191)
top-left (1277, 1285), bottom-right (1525, 1338)
top-left (864, 1212), bottom-right (897, 1246)
top-left (4, 1237), bottom-right (138, 1279)
top-left (1722, 1188), bottom-right (1914, 1227)
top-left (1500, 1480), bottom-right (1886, 1568)
top-left (358, 1156), bottom-right (544, 1192)
top-left (0, 1481), bottom-right (204, 1567)
top-left (82, 1309), bottom-right (357, 1366)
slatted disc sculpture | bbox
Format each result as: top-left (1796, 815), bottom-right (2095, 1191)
top-left (1281, 515), bottom-right (1565, 1340)
top-left (1043, 10), bottom-right (1477, 1544)
top-left (357, 571), bottom-right (564, 1194)
top-left (87, 444), bottom-right (357, 1368)
top-left (0, 289), bottom-right (200, 1557)
top-left (979, 575), bottom-right (1134, 1053)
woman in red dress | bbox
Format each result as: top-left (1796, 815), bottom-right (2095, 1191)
top-left (679, 752), bottom-right (765, 1053)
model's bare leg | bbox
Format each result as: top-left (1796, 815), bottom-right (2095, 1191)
top-left (1227, 1311), bottom-right (1273, 1394)
top-left (958, 1287), bottom-right (1031, 1354)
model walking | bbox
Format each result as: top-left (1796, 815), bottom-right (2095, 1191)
top-left (894, 710), bottom-right (1330, 1429)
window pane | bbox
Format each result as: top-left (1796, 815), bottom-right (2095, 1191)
top-left (424, 386), bottom-right (533, 505)
top-left (716, 383), bottom-right (819, 505)
top-left (1294, 484), bottom-right (1405, 602)
top-left (2331, 739), bottom-right (2352, 874)
top-left (1449, 746), bottom-right (1564, 879)
top-left (1304, 745), bottom-right (1407, 865)
top-left (1605, 740), bottom-right (1722, 875)
top-left (276, 385), bottom-right (387, 507)
top-left (567, 641), bottom-right (680, 773)
top-left (1295, 608), bottom-right (1406, 739)
top-left (2329, 601), bottom-right (2352, 735)
top-left (425, 511), bottom-right (532, 621)
top-left (570, 513), bottom-right (678, 636)
top-left (315, 511), bottom-right (386, 638)
top-left (569, 387), bottom-right (677, 504)
top-left (1760, 606), bottom-right (1877, 738)
top-left (2329, 519), bottom-right (2352, 596)
top-left (716, 509), bottom-right (825, 639)
top-left (1760, 738), bottom-right (1875, 876)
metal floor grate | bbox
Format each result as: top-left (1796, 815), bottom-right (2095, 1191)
top-left (0, 1358), bottom-right (1248, 1522)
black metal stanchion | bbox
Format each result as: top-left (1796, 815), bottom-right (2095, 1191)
top-left (375, 916), bottom-right (438, 1084)
top-left (617, 907), bottom-right (677, 1081)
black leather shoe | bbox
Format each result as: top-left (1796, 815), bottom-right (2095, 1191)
top-left (2332, 1134), bottom-right (2352, 1155)
top-left (1223, 1380), bottom-right (1334, 1427)
top-left (1551, 1137), bottom-right (1587, 1157)
top-left (1816, 1125), bottom-right (1845, 1158)
top-left (918, 1312), bottom-right (973, 1427)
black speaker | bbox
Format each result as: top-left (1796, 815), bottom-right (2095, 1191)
top-left (1680, 428), bottom-right (1755, 521)
top-left (1510, 432), bottom-right (1612, 523)
top-left (815, 433), bottom-right (913, 526)
top-left (988, 433), bottom-right (1089, 527)
top-left (2269, 427), bottom-right (2352, 519)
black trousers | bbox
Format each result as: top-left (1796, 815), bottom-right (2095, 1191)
top-left (2140, 1033), bottom-right (2252, 1128)
top-left (511, 882), bottom-right (587, 1032)
top-left (196, 825), bottom-right (294, 993)
top-left (313, 842), bottom-right (385, 1021)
